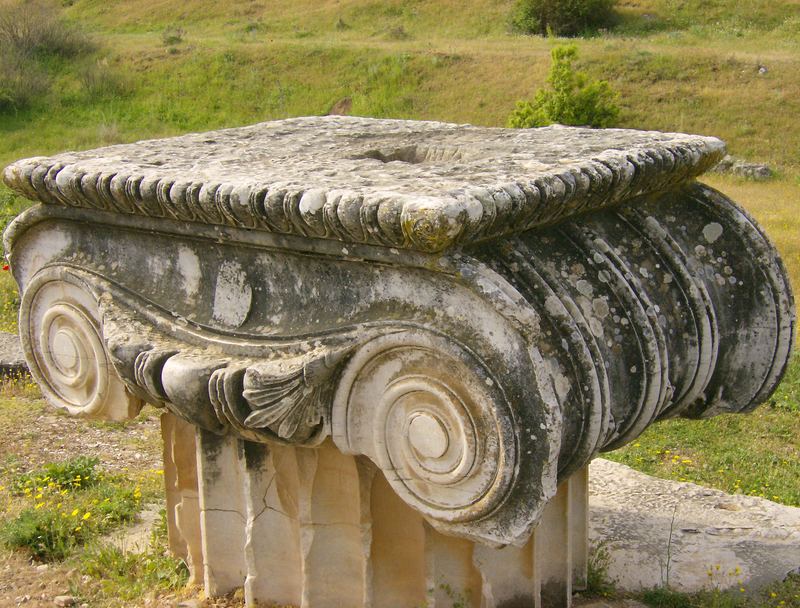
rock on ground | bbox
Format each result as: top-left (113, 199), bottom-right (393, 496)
top-left (712, 154), bottom-right (773, 180)
top-left (0, 330), bottom-right (27, 375)
top-left (590, 459), bottom-right (800, 592)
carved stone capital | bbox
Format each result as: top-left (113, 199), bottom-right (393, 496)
top-left (4, 118), bottom-right (794, 551)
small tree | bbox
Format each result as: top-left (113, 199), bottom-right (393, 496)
top-left (511, 0), bottom-right (616, 37)
top-left (508, 44), bottom-right (620, 129)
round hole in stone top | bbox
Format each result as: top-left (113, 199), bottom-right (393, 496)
top-left (353, 144), bottom-right (468, 164)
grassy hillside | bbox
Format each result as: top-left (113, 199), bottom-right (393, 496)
top-left (1, 0), bottom-right (798, 166)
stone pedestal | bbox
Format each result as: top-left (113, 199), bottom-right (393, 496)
top-left (162, 412), bottom-right (589, 608)
top-left (3, 117), bottom-right (794, 608)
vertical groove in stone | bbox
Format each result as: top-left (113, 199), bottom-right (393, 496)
top-left (297, 441), bottom-right (367, 608)
top-left (160, 412), bottom-right (203, 584)
top-left (369, 472), bottom-right (428, 608)
top-left (356, 458), bottom-right (378, 608)
top-left (242, 443), bottom-right (302, 606)
top-left (472, 539), bottom-right (535, 608)
top-left (533, 478), bottom-right (572, 608)
top-left (195, 429), bottom-right (248, 597)
top-left (568, 466), bottom-right (589, 592)
top-left (424, 525), bottom-right (482, 608)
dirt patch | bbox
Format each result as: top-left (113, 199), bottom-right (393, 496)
top-left (0, 396), bottom-right (163, 476)
top-left (0, 549), bottom-right (83, 608)
top-left (0, 393), bottom-right (169, 607)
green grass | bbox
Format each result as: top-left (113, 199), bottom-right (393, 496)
top-left (0, 454), bottom-right (161, 561)
top-left (77, 510), bottom-right (189, 606)
top-left (0, 0), bottom-right (798, 174)
top-left (11, 455), bottom-right (102, 494)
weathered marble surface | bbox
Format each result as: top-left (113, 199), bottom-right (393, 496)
top-left (590, 459), bottom-right (800, 593)
top-left (2, 117), bottom-right (794, 607)
top-left (2, 116), bottom-right (725, 253)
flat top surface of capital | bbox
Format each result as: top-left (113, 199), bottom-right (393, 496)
top-left (3, 116), bottom-right (725, 252)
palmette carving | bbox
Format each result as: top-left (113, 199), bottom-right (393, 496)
top-left (241, 349), bottom-right (353, 441)
top-left (123, 343), bottom-right (359, 446)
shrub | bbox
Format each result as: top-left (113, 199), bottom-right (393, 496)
top-left (511, 0), bottom-right (616, 37)
top-left (161, 26), bottom-right (185, 46)
top-left (0, 0), bottom-right (94, 59)
top-left (1, 457), bottom-right (145, 561)
top-left (0, 50), bottom-right (49, 112)
top-left (507, 44), bottom-right (620, 128)
top-left (79, 60), bottom-right (130, 99)
top-left (0, 0), bottom-right (93, 112)
top-left (13, 456), bottom-right (101, 494)
top-left (0, 507), bottom-right (84, 560)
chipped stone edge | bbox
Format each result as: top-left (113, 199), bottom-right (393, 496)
top-left (1, 136), bottom-right (725, 253)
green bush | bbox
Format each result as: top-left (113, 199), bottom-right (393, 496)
top-left (511, 0), bottom-right (616, 37)
top-left (507, 44), bottom-right (619, 128)
top-left (0, 507), bottom-right (85, 561)
top-left (0, 0), bottom-right (94, 59)
top-left (0, 51), bottom-right (49, 112)
top-left (1, 456), bottom-right (145, 561)
top-left (0, 0), bottom-right (93, 112)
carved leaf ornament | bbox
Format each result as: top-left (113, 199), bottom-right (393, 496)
top-left (241, 349), bottom-right (352, 441)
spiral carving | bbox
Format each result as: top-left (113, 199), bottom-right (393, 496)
top-left (332, 331), bottom-right (516, 529)
top-left (19, 268), bottom-right (142, 421)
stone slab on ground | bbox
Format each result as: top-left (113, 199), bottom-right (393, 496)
top-left (589, 458), bottom-right (800, 593)
top-left (0, 330), bottom-right (26, 375)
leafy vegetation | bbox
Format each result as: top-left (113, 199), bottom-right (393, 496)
top-left (586, 542), bottom-right (616, 598)
top-left (78, 511), bottom-right (189, 605)
top-left (636, 573), bottom-right (800, 607)
top-left (0, 455), bottom-right (153, 560)
top-left (0, 0), bottom-right (94, 112)
top-left (12, 456), bottom-right (101, 493)
top-left (508, 44), bottom-right (620, 128)
top-left (511, 0), bottom-right (616, 36)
